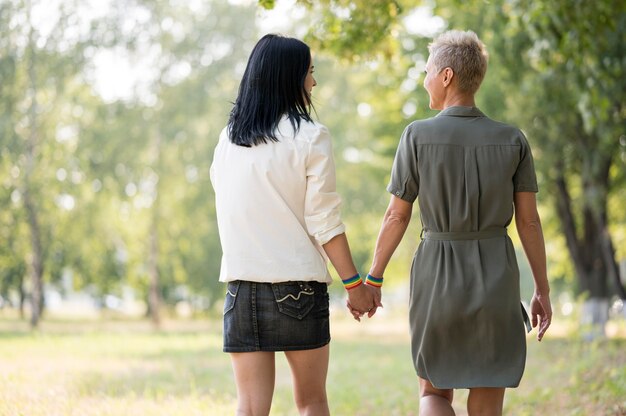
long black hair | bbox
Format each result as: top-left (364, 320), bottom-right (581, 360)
top-left (228, 34), bottom-right (313, 147)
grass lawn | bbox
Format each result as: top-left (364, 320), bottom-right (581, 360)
top-left (0, 309), bottom-right (624, 416)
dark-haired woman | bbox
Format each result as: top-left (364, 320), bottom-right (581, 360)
top-left (210, 34), bottom-right (379, 416)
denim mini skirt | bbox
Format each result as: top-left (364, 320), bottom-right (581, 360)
top-left (223, 280), bottom-right (330, 352)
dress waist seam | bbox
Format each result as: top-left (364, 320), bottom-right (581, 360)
top-left (421, 228), bottom-right (507, 241)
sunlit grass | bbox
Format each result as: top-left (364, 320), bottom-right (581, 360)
top-left (0, 309), bottom-right (624, 416)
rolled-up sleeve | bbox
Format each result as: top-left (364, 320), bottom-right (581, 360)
top-left (304, 126), bottom-right (346, 245)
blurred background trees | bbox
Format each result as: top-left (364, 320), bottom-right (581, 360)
top-left (0, 0), bottom-right (624, 334)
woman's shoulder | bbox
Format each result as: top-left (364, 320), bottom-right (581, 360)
top-left (484, 117), bottom-right (523, 134)
top-left (401, 115), bottom-right (440, 138)
top-left (486, 119), bottom-right (530, 145)
top-left (283, 117), bottom-right (330, 143)
top-left (216, 125), bottom-right (230, 145)
top-left (298, 117), bottom-right (328, 132)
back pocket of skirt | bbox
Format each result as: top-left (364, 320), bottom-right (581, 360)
top-left (223, 281), bottom-right (241, 315)
top-left (271, 282), bottom-right (315, 320)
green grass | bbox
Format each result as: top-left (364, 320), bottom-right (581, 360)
top-left (0, 312), bottom-right (624, 416)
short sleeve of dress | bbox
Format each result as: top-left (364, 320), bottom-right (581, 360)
top-left (386, 125), bottom-right (419, 202)
top-left (513, 131), bottom-right (539, 193)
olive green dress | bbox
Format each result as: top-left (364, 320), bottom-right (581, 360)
top-left (388, 106), bottom-right (536, 389)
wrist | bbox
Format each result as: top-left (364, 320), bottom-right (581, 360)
top-left (341, 273), bottom-right (363, 290)
top-left (365, 274), bottom-right (383, 288)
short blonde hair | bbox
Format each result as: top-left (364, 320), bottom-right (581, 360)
top-left (428, 30), bottom-right (489, 94)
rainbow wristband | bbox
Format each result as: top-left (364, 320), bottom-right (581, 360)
top-left (365, 274), bottom-right (383, 288)
top-left (341, 273), bottom-right (363, 290)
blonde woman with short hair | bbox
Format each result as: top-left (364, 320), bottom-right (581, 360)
top-left (361, 30), bottom-right (552, 415)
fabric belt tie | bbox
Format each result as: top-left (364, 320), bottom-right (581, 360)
top-left (421, 228), bottom-right (507, 241)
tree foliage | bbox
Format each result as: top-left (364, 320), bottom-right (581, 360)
top-left (265, 0), bottom-right (626, 304)
top-left (0, 0), bottom-right (258, 322)
top-left (0, 0), bottom-right (623, 327)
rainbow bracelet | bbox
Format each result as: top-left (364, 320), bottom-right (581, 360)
top-left (341, 273), bottom-right (363, 290)
top-left (365, 274), bottom-right (383, 288)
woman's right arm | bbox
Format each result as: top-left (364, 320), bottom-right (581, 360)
top-left (322, 233), bottom-right (375, 314)
top-left (514, 191), bottom-right (552, 341)
top-left (304, 126), bottom-right (375, 314)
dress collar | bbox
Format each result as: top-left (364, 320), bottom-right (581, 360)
top-left (436, 106), bottom-right (486, 118)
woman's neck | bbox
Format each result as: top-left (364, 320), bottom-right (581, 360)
top-left (441, 90), bottom-right (475, 109)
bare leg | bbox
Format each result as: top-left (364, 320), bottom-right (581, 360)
top-left (418, 376), bottom-right (455, 416)
top-left (230, 352), bottom-right (276, 416)
top-left (284, 345), bottom-right (330, 416)
top-left (467, 387), bottom-right (505, 416)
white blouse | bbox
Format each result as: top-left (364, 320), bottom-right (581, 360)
top-left (210, 116), bottom-right (345, 283)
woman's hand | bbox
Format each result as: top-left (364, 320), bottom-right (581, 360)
top-left (346, 285), bottom-right (383, 321)
top-left (346, 301), bottom-right (363, 321)
top-left (346, 285), bottom-right (374, 316)
top-left (530, 291), bottom-right (552, 341)
top-left (365, 285), bottom-right (383, 318)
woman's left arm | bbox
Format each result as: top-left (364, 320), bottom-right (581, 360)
top-left (514, 191), bottom-right (552, 341)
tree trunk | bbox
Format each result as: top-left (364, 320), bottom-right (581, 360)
top-left (148, 221), bottom-right (161, 328)
top-left (554, 146), bottom-right (622, 339)
top-left (554, 173), bottom-right (607, 298)
top-left (579, 206), bottom-right (609, 299)
top-left (24, 8), bottom-right (44, 329)
top-left (19, 275), bottom-right (25, 319)
top-left (600, 215), bottom-right (626, 300)
top-left (581, 298), bottom-right (609, 341)
top-left (147, 132), bottom-right (162, 328)
top-left (24, 190), bottom-right (44, 328)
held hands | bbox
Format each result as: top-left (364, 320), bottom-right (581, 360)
top-left (530, 291), bottom-right (552, 341)
top-left (345, 275), bottom-right (384, 322)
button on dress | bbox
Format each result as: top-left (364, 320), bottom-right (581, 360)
top-left (387, 106), bottom-right (537, 388)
